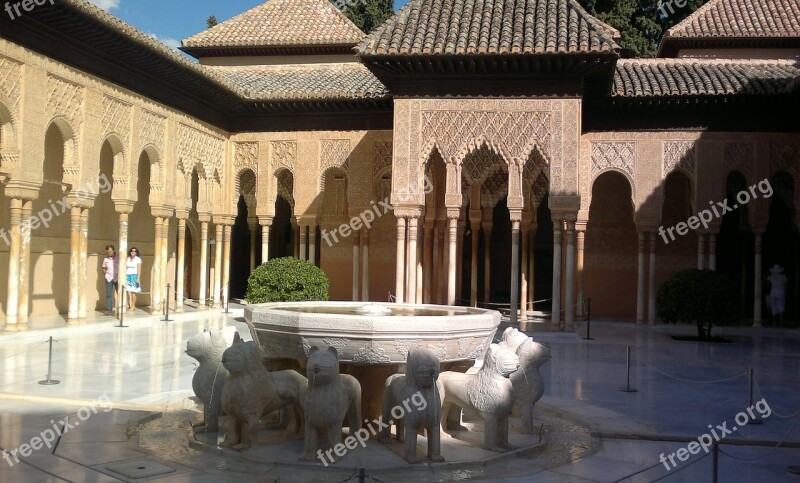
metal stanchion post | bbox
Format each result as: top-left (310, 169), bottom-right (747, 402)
top-left (117, 285), bottom-right (128, 328)
top-left (38, 336), bottom-right (60, 385)
top-left (583, 297), bottom-right (593, 340)
top-left (618, 346), bottom-right (637, 392)
top-left (748, 368), bottom-right (763, 424)
top-left (358, 468), bottom-right (365, 483)
top-left (163, 283), bottom-right (173, 322)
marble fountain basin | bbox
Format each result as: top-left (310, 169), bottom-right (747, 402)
top-left (244, 301), bottom-right (501, 364)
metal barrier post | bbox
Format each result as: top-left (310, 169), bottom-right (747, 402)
top-left (38, 336), bottom-right (60, 385)
top-left (618, 346), bottom-right (637, 392)
top-left (163, 283), bottom-right (173, 322)
top-left (583, 297), bottom-right (593, 340)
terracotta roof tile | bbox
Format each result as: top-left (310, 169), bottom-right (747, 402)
top-left (665, 0), bottom-right (800, 38)
top-left (204, 63), bottom-right (389, 100)
top-left (613, 59), bottom-right (800, 97)
top-left (183, 0), bottom-right (365, 49)
top-left (356, 0), bottom-right (619, 56)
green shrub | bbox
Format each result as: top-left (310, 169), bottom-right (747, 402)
top-left (656, 269), bottom-right (740, 339)
top-left (245, 257), bottom-right (329, 303)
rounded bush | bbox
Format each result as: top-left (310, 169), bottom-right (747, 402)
top-left (656, 269), bottom-right (740, 339)
top-left (245, 257), bottom-right (329, 303)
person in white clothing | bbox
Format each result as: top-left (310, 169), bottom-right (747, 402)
top-left (126, 247), bottom-right (142, 310)
top-left (767, 264), bottom-right (788, 324)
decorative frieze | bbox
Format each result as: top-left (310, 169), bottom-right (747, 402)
top-left (591, 142), bottom-right (635, 179)
top-left (178, 124), bottom-right (225, 173)
top-left (101, 95), bottom-right (132, 141)
top-left (140, 109), bottom-right (166, 151)
top-left (47, 74), bottom-right (84, 131)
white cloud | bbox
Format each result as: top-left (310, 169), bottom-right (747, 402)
top-left (149, 34), bottom-right (182, 51)
top-left (88, 0), bottom-right (121, 10)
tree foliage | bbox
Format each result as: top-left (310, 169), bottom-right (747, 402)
top-left (656, 269), bottom-right (741, 339)
top-left (334, 0), bottom-right (393, 34)
top-left (578, 0), bottom-right (708, 57)
top-left (246, 257), bottom-right (329, 303)
top-left (206, 15), bottom-right (218, 29)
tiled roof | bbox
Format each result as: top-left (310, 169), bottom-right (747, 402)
top-left (612, 59), bottom-right (800, 97)
top-left (204, 63), bottom-right (389, 101)
top-left (183, 0), bottom-right (365, 49)
top-left (356, 0), bottom-right (620, 56)
top-left (665, 0), bottom-right (800, 38)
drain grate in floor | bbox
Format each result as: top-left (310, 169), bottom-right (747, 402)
top-left (106, 460), bottom-right (177, 479)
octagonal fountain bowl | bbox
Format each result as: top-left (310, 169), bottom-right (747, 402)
top-left (244, 301), bottom-right (501, 364)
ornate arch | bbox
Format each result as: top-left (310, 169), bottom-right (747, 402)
top-left (273, 167), bottom-right (295, 209)
top-left (45, 116), bottom-right (78, 181)
top-left (0, 100), bottom-right (19, 170)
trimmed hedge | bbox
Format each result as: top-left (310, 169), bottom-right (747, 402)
top-left (245, 257), bottom-right (329, 303)
top-left (656, 269), bottom-right (740, 339)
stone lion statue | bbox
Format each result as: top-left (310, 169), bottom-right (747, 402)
top-left (186, 329), bottom-right (229, 433)
top-left (379, 346), bottom-right (444, 463)
top-left (300, 346), bottom-right (362, 462)
top-left (510, 338), bottom-right (551, 434)
top-left (499, 327), bottom-right (528, 354)
top-left (439, 343), bottom-right (519, 451)
top-left (220, 333), bottom-right (307, 451)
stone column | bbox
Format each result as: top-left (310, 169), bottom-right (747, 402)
top-left (352, 233), bottom-right (360, 301)
top-left (551, 218), bottom-right (562, 330)
top-left (576, 225), bottom-right (586, 319)
top-left (309, 224), bottom-right (317, 265)
top-left (447, 214), bottom-right (458, 306)
top-left (248, 218), bottom-right (258, 272)
top-left (510, 218), bottom-right (521, 328)
top-left (152, 217), bottom-right (163, 311)
top-left (437, 221), bottom-right (446, 304)
top-left (161, 216), bottom-right (170, 307)
top-left (564, 219), bottom-right (576, 331)
top-left (222, 224), bottom-right (232, 307)
top-left (433, 222), bottom-right (442, 304)
top-left (260, 217), bottom-right (272, 264)
top-left (754, 231), bottom-right (763, 327)
top-left (423, 222), bottom-right (433, 303)
top-left (213, 223), bottom-right (223, 307)
top-left (68, 206), bottom-right (82, 321)
top-left (5, 198), bottom-right (22, 327)
top-left (470, 220), bottom-right (481, 307)
top-left (520, 223), bottom-right (529, 318)
top-left (528, 225), bottom-right (537, 311)
top-left (416, 239), bottom-right (423, 304)
top-left (636, 231), bottom-right (647, 325)
top-left (292, 219), bottom-right (300, 258)
top-left (407, 217), bottom-right (419, 304)
top-left (482, 217), bottom-right (493, 304)
top-left (176, 217), bottom-right (186, 311)
top-left (697, 233), bottom-right (706, 270)
top-left (117, 211), bottom-right (130, 314)
top-left (198, 220), bottom-right (209, 308)
top-left (648, 231), bottom-right (657, 325)
top-left (299, 223), bottom-right (307, 261)
top-left (456, 220), bottom-right (465, 304)
top-left (361, 229), bottom-right (370, 301)
top-left (78, 208), bottom-right (89, 318)
top-left (18, 200), bottom-right (33, 325)
top-left (395, 217), bottom-right (406, 303)
top-left (709, 232), bottom-right (717, 271)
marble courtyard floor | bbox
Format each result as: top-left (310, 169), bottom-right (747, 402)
top-left (0, 308), bottom-right (798, 482)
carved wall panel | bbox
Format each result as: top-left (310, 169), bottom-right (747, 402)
top-left (47, 74), bottom-right (84, 131)
top-left (271, 141), bottom-right (296, 173)
top-left (178, 124), bottom-right (225, 174)
top-left (723, 142), bottom-right (754, 181)
top-left (663, 141), bottom-right (696, 179)
top-left (591, 142), bottom-right (635, 181)
top-left (0, 55), bottom-right (22, 118)
top-left (373, 140), bottom-right (392, 178)
top-left (140, 109), bottom-right (166, 152)
top-left (101, 95), bottom-right (132, 141)
top-left (320, 139), bottom-right (350, 173)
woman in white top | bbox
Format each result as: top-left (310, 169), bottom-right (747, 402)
top-left (126, 247), bottom-right (142, 310)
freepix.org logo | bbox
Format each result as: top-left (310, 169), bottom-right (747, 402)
top-left (5, 0), bottom-right (56, 21)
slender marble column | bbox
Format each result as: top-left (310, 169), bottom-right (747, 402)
top-left (213, 223), bottom-right (223, 307)
top-left (636, 231), bottom-right (647, 324)
top-left (407, 217), bottom-right (419, 304)
top-left (117, 212), bottom-right (129, 314)
top-left (199, 220), bottom-right (209, 308)
top-left (470, 221), bottom-right (480, 307)
top-left (248, 220), bottom-right (257, 272)
top-left (176, 218), bottom-right (186, 311)
top-left (18, 200), bottom-right (32, 325)
top-left (754, 232), bottom-right (763, 327)
top-left (361, 229), bottom-right (370, 301)
top-left (564, 220), bottom-right (576, 331)
top-left (152, 217), bottom-right (163, 311)
top-left (161, 217), bottom-right (170, 307)
top-left (697, 233), bottom-right (706, 270)
top-left (416, 240), bottom-right (423, 304)
top-left (68, 206), bottom-right (82, 321)
top-left (709, 232), bottom-right (717, 270)
top-left (510, 220), bottom-right (521, 328)
top-left (482, 220), bottom-right (493, 304)
top-left (352, 234), bottom-right (360, 301)
top-left (551, 219), bottom-right (562, 330)
top-left (78, 208), bottom-right (89, 318)
top-left (520, 225), bottom-right (529, 318)
top-left (222, 224), bottom-right (231, 307)
top-left (437, 222), bottom-right (446, 304)
top-left (456, 222), bottom-right (465, 304)
top-left (5, 198), bottom-right (22, 327)
top-left (648, 231), bottom-right (657, 325)
top-left (529, 225), bottom-right (536, 311)
top-left (292, 220), bottom-right (299, 258)
top-left (447, 217), bottom-right (458, 305)
top-left (299, 224), bottom-right (307, 261)
top-left (423, 223), bottom-right (433, 303)
top-left (260, 218), bottom-right (271, 263)
top-left (576, 227), bottom-right (585, 319)
top-left (433, 223), bottom-right (442, 304)
top-left (309, 225), bottom-right (317, 265)
top-left (395, 217), bottom-right (406, 303)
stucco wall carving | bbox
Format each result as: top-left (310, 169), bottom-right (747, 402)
top-left (663, 141), bottom-right (696, 179)
top-left (271, 140), bottom-right (296, 173)
top-left (723, 142), bottom-right (754, 181)
top-left (234, 141), bottom-right (258, 171)
top-left (101, 95), bottom-right (132, 142)
top-left (0, 55), bottom-right (22, 118)
top-left (770, 142), bottom-right (800, 177)
top-left (591, 142), bottom-right (635, 181)
top-left (374, 140), bottom-right (392, 177)
top-left (140, 109), bottom-right (166, 153)
top-left (47, 74), bottom-right (84, 131)
top-left (320, 139), bottom-right (350, 174)
top-left (178, 124), bottom-right (225, 173)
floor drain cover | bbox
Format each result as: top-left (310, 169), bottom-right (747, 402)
top-left (106, 460), bottom-right (177, 479)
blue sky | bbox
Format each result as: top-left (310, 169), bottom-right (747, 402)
top-left (88, 0), bottom-right (406, 51)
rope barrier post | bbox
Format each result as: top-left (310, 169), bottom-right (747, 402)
top-left (748, 368), bottom-right (763, 424)
top-left (38, 336), bottom-right (60, 385)
top-left (223, 282), bottom-right (230, 314)
top-left (712, 443), bottom-right (719, 483)
top-left (618, 346), bottom-right (637, 392)
top-left (583, 297), bottom-right (593, 340)
top-left (117, 285), bottom-right (128, 328)
top-left (163, 283), bottom-right (173, 322)
top-left (358, 468), bottom-right (365, 483)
